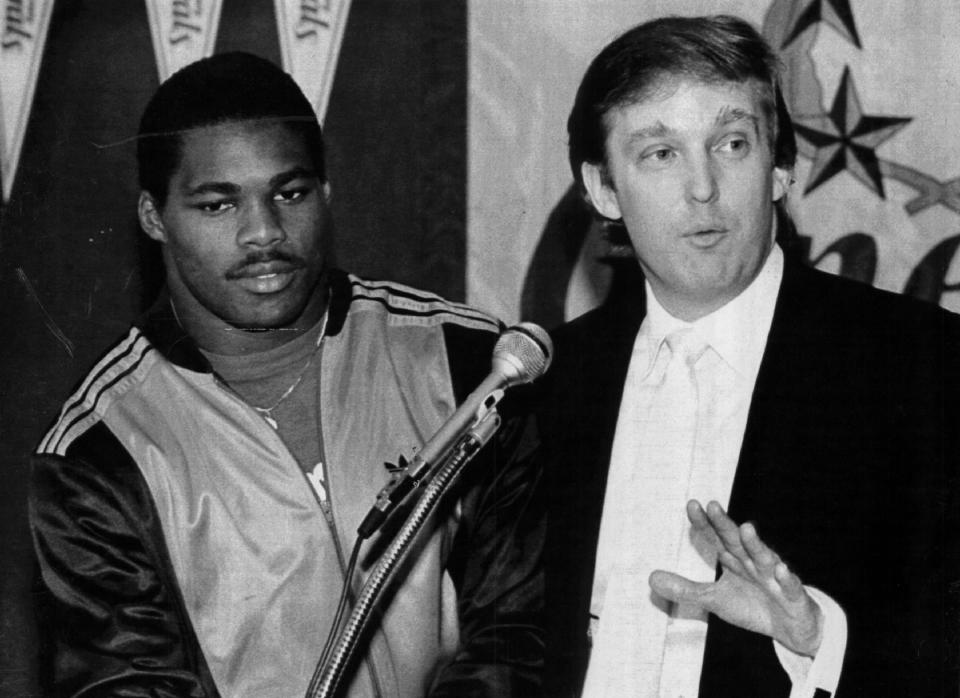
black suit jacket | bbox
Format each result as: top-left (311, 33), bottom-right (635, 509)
top-left (537, 259), bottom-right (960, 696)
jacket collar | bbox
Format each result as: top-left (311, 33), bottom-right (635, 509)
top-left (136, 268), bottom-right (353, 372)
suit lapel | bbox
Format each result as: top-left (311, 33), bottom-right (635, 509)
top-left (553, 292), bottom-right (645, 524)
top-left (542, 287), bottom-right (645, 695)
top-left (728, 261), bottom-right (842, 534)
top-left (700, 260), bottom-right (829, 696)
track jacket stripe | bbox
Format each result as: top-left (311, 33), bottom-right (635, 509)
top-left (39, 330), bottom-right (154, 456)
top-left (350, 277), bottom-right (499, 332)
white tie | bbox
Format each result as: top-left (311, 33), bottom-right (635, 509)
top-left (584, 329), bottom-right (708, 698)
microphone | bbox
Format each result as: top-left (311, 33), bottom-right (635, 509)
top-left (357, 322), bottom-right (552, 538)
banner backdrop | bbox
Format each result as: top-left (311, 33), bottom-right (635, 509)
top-left (144, 0), bottom-right (224, 82)
top-left (0, 0), bottom-right (54, 201)
top-left (275, 0), bottom-right (353, 120)
top-left (469, 0), bottom-right (960, 326)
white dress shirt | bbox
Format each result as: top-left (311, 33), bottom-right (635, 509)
top-left (583, 246), bottom-right (846, 698)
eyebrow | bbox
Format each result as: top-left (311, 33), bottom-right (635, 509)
top-left (184, 166), bottom-right (319, 197)
top-left (184, 182), bottom-right (238, 197)
top-left (715, 107), bottom-right (760, 134)
top-left (625, 121), bottom-right (674, 145)
top-left (270, 166), bottom-right (319, 188)
top-left (623, 106), bottom-right (761, 146)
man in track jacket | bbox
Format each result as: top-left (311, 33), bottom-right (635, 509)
top-left (29, 52), bottom-right (543, 698)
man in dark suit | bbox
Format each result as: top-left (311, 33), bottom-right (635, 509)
top-left (538, 14), bottom-right (960, 697)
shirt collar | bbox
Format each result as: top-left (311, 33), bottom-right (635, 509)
top-left (640, 245), bottom-right (784, 381)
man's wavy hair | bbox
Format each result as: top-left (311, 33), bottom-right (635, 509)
top-left (137, 52), bottom-right (325, 205)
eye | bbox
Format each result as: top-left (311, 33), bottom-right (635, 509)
top-left (716, 136), bottom-right (750, 157)
top-left (645, 148), bottom-right (673, 162)
top-left (197, 200), bottom-right (235, 214)
top-left (639, 146), bottom-right (676, 168)
top-left (274, 188), bottom-right (308, 204)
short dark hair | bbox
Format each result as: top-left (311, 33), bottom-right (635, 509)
top-left (137, 52), bottom-right (325, 204)
top-left (567, 14), bottom-right (797, 189)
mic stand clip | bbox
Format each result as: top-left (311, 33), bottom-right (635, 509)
top-left (357, 389), bottom-right (504, 539)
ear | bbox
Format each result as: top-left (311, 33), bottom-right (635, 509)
top-left (771, 166), bottom-right (792, 202)
top-left (322, 181), bottom-right (332, 203)
top-left (138, 191), bottom-right (168, 243)
top-left (581, 161), bottom-right (623, 221)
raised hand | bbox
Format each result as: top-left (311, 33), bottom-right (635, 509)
top-left (648, 500), bottom-right (823, 656)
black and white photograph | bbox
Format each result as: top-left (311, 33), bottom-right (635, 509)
top-left (1, 1), bottom-right (958, 696)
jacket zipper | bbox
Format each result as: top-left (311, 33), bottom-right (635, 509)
top-left (212, 373), bottom-right (385, 697)
top-left (314, 348), bottom-right (386, 698)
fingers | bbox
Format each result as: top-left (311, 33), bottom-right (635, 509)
top-left (686, 500), bottom-right (722, 550)
top-left (681, 502), bottom-right (821, 655)
top-left (648, 569), bottom-right (709, 605)
top-left (687, 500), bottom-right (747, 575)
top-left (717, 549), bottom-right (749, 577)
top-left (704, 501), bottom-right (750, 560)
top-left (695, 501), bottom-right (777, 573)
top-left (692, 501), bottom-right (802, 592)
top-left (774, 561), bottom-right (805, 601)
top-left (740, 521), bottom-right (779, 568)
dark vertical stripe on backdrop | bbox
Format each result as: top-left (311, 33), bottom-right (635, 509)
top-left (416, 0), bottom-right (468, 302)
top-left (325, 0), bottom-right (468, 301)
top-left (214, 0), bottom-right (282, 64)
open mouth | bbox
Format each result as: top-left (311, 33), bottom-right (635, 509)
top-left (685, 228), bottom-right (727, 248)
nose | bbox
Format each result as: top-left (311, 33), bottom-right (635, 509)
top-left (686, 153), bottom-right (718, 204)
top-left (237, 199), bottom-right (286, 247)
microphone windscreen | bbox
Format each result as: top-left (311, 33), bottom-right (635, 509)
top-left (493, 322), bottom-right (553, 384)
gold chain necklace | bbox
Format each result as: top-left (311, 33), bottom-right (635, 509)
top-left (170, 296), bottom-right (331, 430)
top-left (251, 307), bottom-right (330, 430)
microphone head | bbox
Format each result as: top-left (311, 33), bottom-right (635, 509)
top-left (492, 322), bottom-right (553, 386)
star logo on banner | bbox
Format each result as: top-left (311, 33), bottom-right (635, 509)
top-left (781, 0), bottom-right (861, 49)
top-left (793, 67), bottom-right (912, 199)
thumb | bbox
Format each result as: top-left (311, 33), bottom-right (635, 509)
top-left (648, 570), bottom-right (710, 606)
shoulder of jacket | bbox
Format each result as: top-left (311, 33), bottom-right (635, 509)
top-left (37, 328), bottom-right (159, 457)
top-left (345, 274), bottom-right (501, 335)
top-left (792, 263), bottom-right (960, 333)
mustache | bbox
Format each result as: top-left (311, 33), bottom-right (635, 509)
top-left (224, 251), bottom-right (307, 279)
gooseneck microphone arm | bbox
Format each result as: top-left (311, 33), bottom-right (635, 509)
top-left (357, 322), bottom-right (553, 540)
top-left (305, 323), bottom-right (552, 698)
top-left (306, 411), bottom-right (501, 698)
